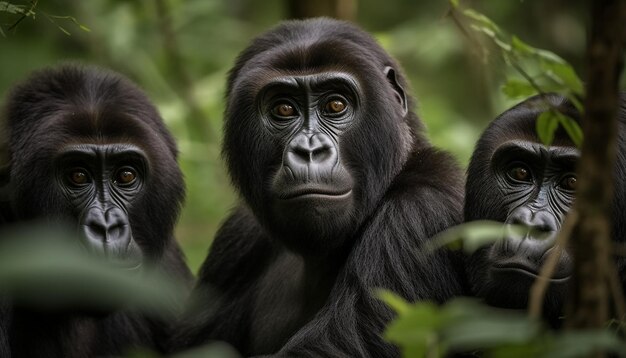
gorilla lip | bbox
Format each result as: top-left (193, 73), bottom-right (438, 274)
top-left (279, 187), bottom-right (352, 200)
top-left (492, 261), bottom-right (570, 282)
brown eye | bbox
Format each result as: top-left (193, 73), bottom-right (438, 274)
top-left (273, 103), bottom-right (297, 118)
top-left (69, 170), bottom-right (89, 185)
top-left (324, 99), bottom-right (347, 114)
top-left (508, 166), bottom-right (531, 182)
top-left (114, 168), bottom-right (137, 186)
top-left (560, 176), bottom-right (577, 191)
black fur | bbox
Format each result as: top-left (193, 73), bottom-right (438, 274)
top-left (173, 18), bottom-right (466, 357)
top-left (0, 64), bottom-right (193, 357)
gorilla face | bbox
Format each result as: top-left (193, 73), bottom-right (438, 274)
top-left (55, 143), bottom-right (149, 268)
top-left (260, 72), bottom-right (358, 245)
top-left (5, 65), bottom-right (185, 267)
top-left (464, 94), bottom-right (583, 318)
top-left (223, 22), bottom-right (414, 255)
top-left (469, 140), bottom-right (578, 310)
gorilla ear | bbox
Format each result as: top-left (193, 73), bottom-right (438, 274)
top-left (384, 66), bottom-right (408, 117)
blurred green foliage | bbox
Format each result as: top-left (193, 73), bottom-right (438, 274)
top-left (0, 0), bottom-right (590, 272)
top-left (378, 291), bottom-right (626, 358)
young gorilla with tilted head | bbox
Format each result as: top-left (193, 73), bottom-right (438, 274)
top-left (172, 18), bottom-right (466, 357)
top-left (465, 94), bottom-right (626, 326)
top-left (0, 64), bottom-right (193, 357)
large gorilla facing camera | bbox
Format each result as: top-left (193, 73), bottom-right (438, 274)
top-left (465, 94), bottom-right (626, 325)
top-left (0, 65), bottom-right (193, 356)
top-left (173, 18), bottom-right (466, 357)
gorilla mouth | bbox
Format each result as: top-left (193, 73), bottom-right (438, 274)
top-left (279, 186), bottom-right (352, 200)
top-left (492, 262), bottom-right (571, 282)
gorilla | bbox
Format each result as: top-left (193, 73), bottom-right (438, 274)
top-left (0, 64), bottom-right (193, 357)
top-left (465, 93), bottom-right (626, 325)
top-left (172, 18), bottom-right (466, 357)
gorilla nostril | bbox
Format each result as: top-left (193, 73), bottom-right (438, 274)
top-left (311, 147), bottom-right (331, 161)
top-left (87, 222), bottom-right (107, 239)
top-left (293, 147), bottom-right (311, 161)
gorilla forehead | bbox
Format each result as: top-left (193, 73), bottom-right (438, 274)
top-left (475, 95), bottom-right (581, 157)
top-left (5, 65), bottom-right (178, 163)
top-left (228, 18), bottom-right (398, 96)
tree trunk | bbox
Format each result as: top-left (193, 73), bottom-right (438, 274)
top-left (565, 0), bottom-right (625, 341)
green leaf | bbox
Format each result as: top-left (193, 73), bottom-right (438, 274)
top-left (449, 0), bottom-right (459, 8)
top-left (502, 78), bottom-right (538, 99)
top-left (510, 35), bottom-right (535, 56)
top-left (383, 301), bottom-right (442, 347)
top-left (436, 299), bottom-right (542, 356)
top-left (376, 289), bottom-right (411, 315)
top-left (463, 9), bottom-right (501, 35)
top-left (0, 2), bottom-right (26, 15)
top-left (429, 221), bottom-right (516, 254)
top-left (542, 330), bottom-right (626, 358)
top-left (555, 111), bottom-right (583, 148)
top-left (536, 111), bottom-right (559, 146)
top-left (0, 225), bottom-right (188, 317)
top-left (541, 61), bottom-right (584, 96)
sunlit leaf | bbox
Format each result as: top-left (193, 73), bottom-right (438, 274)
top-left (536, 111), bottom-right (559, 146)
top-left (428, 221), bottom-right (520, 254)
top-left (463, 9), bottom-right (501, 35)
top-left (541, 61), bottom-right (584, 96)
top-left (502, 78), bottom-right (537, 99)
top-left (555, 111), bottom-right (583, 148)
top-left (383, 301), bottom-right (442, 347)
top-left (449, 0), bottom-right (459, 8)
top-left (0, 1), bottom-right (26, 15)
top-left (376, 289), bottom-right (411, 315)
top-left (510, 35), bottom-right (535, 56)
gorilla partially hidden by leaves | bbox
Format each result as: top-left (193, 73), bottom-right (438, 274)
top-left (0, 65), bottom-right (193, 357)
top-left (464, 94), bottom-right (626, 326)
top-left (173, 18), bottom-right (466, 357)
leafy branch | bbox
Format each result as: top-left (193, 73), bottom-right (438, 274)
top-left (448, 2), bottom-right (584, 147)
top-left (0, 0), bottom-right (90, 36)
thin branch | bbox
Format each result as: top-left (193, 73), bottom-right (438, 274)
top-left (7, 0), bottom-right (36, 31)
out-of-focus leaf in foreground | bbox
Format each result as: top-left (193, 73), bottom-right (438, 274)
top-left (0, 223), bottom-right (188, 318)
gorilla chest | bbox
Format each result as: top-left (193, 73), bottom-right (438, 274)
top-left (249, 252), bottom-right (334, 354)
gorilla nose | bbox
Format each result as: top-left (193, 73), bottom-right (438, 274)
top-left (506, 207), bottom-right (558, 235)
top-left (287, 133), bottom-right (336, 165)
top-left (81, 207), bottom-right (131, 255)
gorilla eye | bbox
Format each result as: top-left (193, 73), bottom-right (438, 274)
top-left (507, 166), bottom-right (532, 182)
top-left (68, 169), bottom-right (90, 186)
top-left (560, 175), bottom-right (577, 191)
top-left (272, 103), bottom-right (297, 118)
top-left (114, 167), bottom-right (138, 186)
top-left (324, 99), bottom-right (347, 115)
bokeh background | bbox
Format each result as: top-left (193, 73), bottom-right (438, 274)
top-left (0, 0), bottom-right (587, 273)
